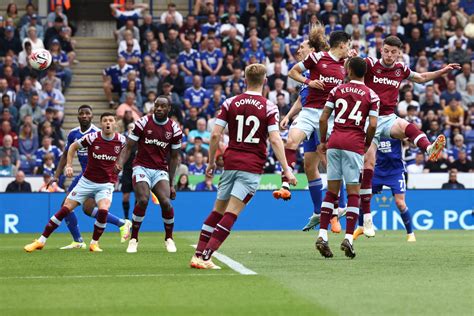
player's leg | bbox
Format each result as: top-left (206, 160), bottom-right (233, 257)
top-left (361, 142), bottom-right (377, 237)
top-left (24, 198), bottom-right (80, 252)
top-left (354, 176), bottom-right (383, 240)
top-left (61, 175), bottom-right (85, 249)
top-left (394, 193), bottom-right (415, 242)
top-left (89, 196), bottom-right (112, 252)
top-left (152, 178), bottom-right (177, 252)
top-left (127, 167), bottom-right (151, 253)
top-left (122, 192), bottom-right (131, 220)
top-left (390, 117), bottom-right (445, 161)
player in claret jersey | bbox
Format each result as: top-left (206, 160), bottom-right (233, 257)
top-left (190, 64), bottom-right (297, 269)
top-left (25, 113), bottom-right (127, 252)
top-left (116, 96), bottom-right (182, 253)
top-left (358, 36), bottom-right (460, 238)
top-left (316, 57), bottom-right (379, 259)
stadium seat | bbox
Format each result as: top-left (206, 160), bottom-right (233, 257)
top-left (204, 76), bottom-right (222, 89)
top-left (184, 75), bottom-right (194, 88)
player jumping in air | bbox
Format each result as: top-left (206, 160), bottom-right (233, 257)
top-left (354, 138), bottom-right (416, 242)
top-left (316, 57), bottom-right (379, 259)
top-left (25, 113), bottom-right (127, 252)
top-left (279, 36), bottom-right (346, 232)
top-left (116, 96), bottom-right (182, 253)
top-left (358, 36), bottom-right (460, 238)
top-left (190, 64), bottom-right (297, 269)
top-left (49, 105), bottom-right (131, 250)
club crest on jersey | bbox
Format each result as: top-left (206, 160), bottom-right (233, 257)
top-left (376, 69), bottom-right (382, 74)
top-left (322, 64), bottom-right (328, 68)
top-left (114, 146), bottom-right (121, 154)
top-left (395, 69), bottom-right (401, 77)
top-left (147, 130), bottom-right (152, 134)
top-left (165, 131), bottom-right (172, 140)
top-left (95, 146), bottom-right (100, 150)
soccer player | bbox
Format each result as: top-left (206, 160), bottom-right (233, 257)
top-left (279, 38), bottom-right (346, 232)
top-left (50, 105), bottom-right (131, 250)
top-left (358, 36), bottom-right (460, 237)
top-left (24, 113), bottom-right (127, 252)
top-left (190, 63), bottom-right (297, 270)
top-left (316, 57), bottom-right (379, 259)
top-left (354, 138), bottom-right (416, 242)
top-left (116, 96), bottom-right (182, 253)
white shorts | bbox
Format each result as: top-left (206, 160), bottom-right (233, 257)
top-left (216, 170), bottom-right (261, 204)
top-left (366, 113), bottom-right (398, 146)
top-left (327, 149), bottom-right (363, 184)
top-left (291, 107), bottom-right (334, 140)
top-left (67, 176), bottom-right (114, 204)
top-left (133, 166), bottom-right (169, 189)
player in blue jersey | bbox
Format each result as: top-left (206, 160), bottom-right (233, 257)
top-left (279, 35), bottom-right (346, 233)
top-left (353, 138), bottom-right (416, 242)
top-left (49, 105), bottom-right (132, 249)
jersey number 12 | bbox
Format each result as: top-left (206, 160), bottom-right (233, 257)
top-left (236, 115), bottom-right (260, 143)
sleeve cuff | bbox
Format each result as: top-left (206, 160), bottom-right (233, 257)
top-left (171, 143), bottom-right (181, 149)
top-left (298, 62), bottom-right (306, 72)
top-left (325, 101), bottom-right (335, 109)
top-left (369, 110), bottom-right (379, 117)
top-left (215, 118), bottom-right (227, 127)
top-left (267, 124), bottom-right (279, 133)
top-left (128, 134), bottom-right (139, 141)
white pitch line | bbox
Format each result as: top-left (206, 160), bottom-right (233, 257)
top-left (0, 273), bottom-right (238, 280)
top-left (191, 245), bottom-right (257, 275)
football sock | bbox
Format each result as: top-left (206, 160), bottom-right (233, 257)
top-left (162, 206), bottom-right (175, 240)
top-left (405, 123), bottom-right (430, 152)
top-left (344, 234), bottom-right (354, 245)
top-left (358, 212), bottom-right (364, 226)
top-left (345, 194), bottom-right (360, 236)
top-left (92, 209), bottom-right (108, 241)
top-left (131, 204), bottom-right (146, 241)
top-left (400, 207), bottom-right (413, 234)
top-left (333, 200), bottom-right (339, 216)
top-left (64, 211), bottom-right (83, 243)
top-left (338, 185), bottom-right (347, 209)
top-left (281, 148), bottom-right (297, 189)
top-left (42, 206), bottom-right (70, 238)
top-left (203, 212), bottom-right (237, 260)
top-left (361, 169), bottom-right (373, 215)
top-left (196, 211), bottom-right (223, 257)
top-left (91, 207), bottom-right (125, 227)
top-left (320, 191), bottom-right (338, 231)
top-left (308, 178), bottom-right (323, 214)
top-left (123, 201), bottom-right (130, 219)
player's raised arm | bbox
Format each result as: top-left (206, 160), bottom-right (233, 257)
top-left (317, 106), bottom-right (333, 154)
top-left (115, 138), bottom-right (137, 173)
top-left (269, 130), bottom-right (297, 186)
top-left (288, 59), bottom-right (324, 90)
top-left (410, 63), bottom-right (461, 83)
top-left (65, 142), bottom-right (80, 177)
top-left (206, 124), bottom-right (225, 176)
top-left (280, 96), bottom-right (302, 129)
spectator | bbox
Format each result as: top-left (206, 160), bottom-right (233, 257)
top-left (39, 172), bottom-right (64, 192)
top-left (184, 75), bottom-right (209, 113)
top-left (49, 38), bottom-right (72, 89)
top-left (58, 26), bottom-right (77, 64)
top-left (426, 27), bottom-right (448, 58)
top-left (162, 29), bottom-right (183, 60)
top-left (345, 13), bottom-right (365, 38)
top-left (451, 150), bottom-right (473, 172)
top-left (225, 68), bottom-right (245, 96)
top-left (139, 13), bottom-right (159, 41)
top-left (420, 85), bottom-right (442, 118)
top-left (116, 19), bottom-right (140, 43)
top-left (142, 40), bottom-right (168, 76)
top-left (201, 12), bottom-right (221, 39)
top-left (268, 79), bottom-right (290, 105)
top-left (2, 65), bottom-right (20, 92)
top-left (186, 136), bottom-right (209, 158)
top-left (160, 3), bottom-right (183, 28)
top-left (201, 38), bottom-right (223, 77)
top-left (243, 36), bottom-right (266, 65)
top-left (44, 16), bottom-right (64, 48)
top-left (18, 122), bottom-right (38, 173)
top-left (188, 152), bottom-right (207, 175)
top-left (178, 40), bottom-right (202, 76)
top-left (5, 171), bottom-right (32, 191)
top-left (183, 107), bottom-right (199, 135)
top-left (0, 79), bottom-right (16, 104)
top-left (441, 169), bottom-right (466, 189)
top-left (119, 70), bottom-right (142, 106)
top-left (0, 120), bottom-right (18, 147)
top-left (179, 14), bottom-right (202, 44)
top-left (102, 56), bottom-right (134, 107)
top-left (39, 81), bottom-right (65, 115)
top-left (0, 134), bottom-right (20, 170)
top-left (46, 4), bottom-right (68, 28)
top-left (118, 30), bottom-right (141, 55)
top-left (440, 80), bottom-right (462, 108)
top-left (407, 152), bottom-right (425, 174)
top-left (214, 154), bottom-right (224, 175)
top-left (0, 155), bottom-right (16, 176)
top-left (424, 151), bottom-right (450, 173)
top-left (116, 92), bottom-right (142, 121)
top-left (276, 93), bottom-right (291, 116)
top-left (19, 3), bottom-right (37, 28)
top-left (110, 0), bottom-right (148, 29)
top-left (325, 14), bottom-right (343, 35)
top-left (448, 26), bottom-right (469, 51)
top-left (35, 152), bottom-right (57, 175)
top-left (263, 28), bottom-right (285, 56)
top-left (426, 120), bottom-right (443, 143)
top-left (158, 14), bottom-right (179, 45)
top-left (176, 173), bottom-right (191, 191)
top-left (142, 63), bottom-right (159, 96)
top-left (187, 118), bottom-right (210, 152)
top-left (221, 27), bottom-right (244, 57)
top-left (40, 66), bottom-right (62, 91)
top-left (0, 94), bottom-right (18, 123)
top-left (160, 63), bottom-right (185, 96)
top-left (23, 26), bottom-right (44, 50)
top-left (397, 91), bottom-right (420, 117)
top-left (455, 63), bottom-right (474, 93)
top-left (33, 136), bottom-right (61, 174)
top-left (19, 93), bottom-right (42, 124)
top-left (14, 78), bottom-right (35, 109)
top-left (448, 134), bottom-right (471, 162)
top-left (448, 39), bottom-right (471, 65)
top-left (160, 83), bottom-right (183, 122)
top-left (444, 99), bottom-right (465, 131)
top-left (220, 14), bottom-right (245, 37)
top-left (0, 26), bottom-right (22, 56)
top-left (206, 87), bottom-right (225, 119)
top-left (20, 14), bottom-right (43, 42)
top-left (120, 38), bottom-right (141, 71)
top-left (18, 41), bottom-right (33, 71)
top-left (195, 175), bottom-right (217, 191)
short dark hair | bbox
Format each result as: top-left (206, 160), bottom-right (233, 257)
top-left (329, 31), bottom-right (351, 48)
top-left (78, 104), bottom-right (92, 113)
top-left (383, 36), bottom-right (403, 48)
top-left (100, 112), bottom-right (115, 120)
top-left (347, 57), bottom-right (367, 78)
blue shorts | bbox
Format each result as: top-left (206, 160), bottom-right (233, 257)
top-left (303, 131), bottom-right (319, 153)
top-left (372, 172), bottom-right (406, 195)
top-left (68, 173), bottom-right (83, 192)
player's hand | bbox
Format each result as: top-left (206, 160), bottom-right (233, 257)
top-left (65, 165), bottom-right (74, 177)
top-left (280, 116), bottom-right (290, 129)
top-left (170, 185), bottom-right (176, 200)
top-left (348, 49), bottom-right (358, 58)
top-left (284, 169), bottom-right (298, 186)
top-left (46, 177), bottom-right (58, 189)
top-left (317, 143), bottom-right (327, 155)
top-left (206, 162), bottom-right (216, 177)
top-left (442, 63), bottom-right (461, 73)
top-left (364, 143), bottom-right (371, 153)
top-left (308, 80), bottom-right (325, 90)
top-left (114, 164), bottom-right (123, 174)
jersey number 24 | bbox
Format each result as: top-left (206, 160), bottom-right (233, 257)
top-left (335, 99), bottom-right (363, 126)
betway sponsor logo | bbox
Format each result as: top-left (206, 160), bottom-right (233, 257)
top-left (145, 137), bottom-right (169, 148)
top-left (373, 76), bottom-right (400, 88)
top-left (92, 152), bottom-right (117, 161)
top-left (235, 98), bottom-right (263, 110)
top-left (319, 74), bottom-right (342, 85)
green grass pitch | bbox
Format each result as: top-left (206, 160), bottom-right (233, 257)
top-left (1, 230), bottom-right (472, 315)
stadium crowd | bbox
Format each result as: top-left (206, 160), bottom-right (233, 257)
top-left (1, 0), bottom-right (474, 192)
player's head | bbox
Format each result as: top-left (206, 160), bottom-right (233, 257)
top-left (244, 63), bottom-right (267, 91)
top-left (153, 95), bottom-right (171, 121)
top-left (381, 36), bottom-right (403, 66)
top-left (296, 40), bottom-right (314, 62)
top-left (346, 57), bottom-right (367, 80)
top-left (308, 26), bottom-right (328, 52)
top-left (77, 104), bottom-right (93, 129)
top-left (328, 31), bottom-right (351, 58)
top-left (100, 112), bottom-right (116, 134)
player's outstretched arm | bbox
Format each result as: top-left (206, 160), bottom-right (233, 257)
top-left (269, 131), bottom-right (297, 186)
top-left (281, 96), bottom-right (302, 129)
top-left (115, 138), bottom-right (137, 173)
top-left (288, 63), bottom-right (324, 90)
top-left (317, 106), bottom-right (333, 154)
top-left (206, 124), bottom-right (225, 177)
top-left (411, 63), bottom-right (461, 83)
top-left (365, 115), bottom-right (378, 152)
top-left (65, 142), bottom-right (80, 177)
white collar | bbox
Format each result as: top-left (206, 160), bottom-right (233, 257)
top-left (350, 80), bottom-right (364, 85)
top-left (328, 51), bottom-right (340, 61)
top-left (245, 90), bottom-right (262, 96)
top-left (153, 115), bottom-right (169, 125)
